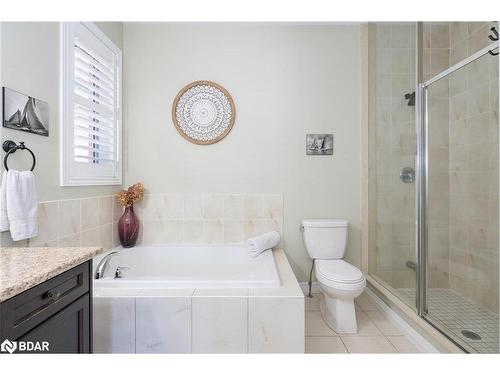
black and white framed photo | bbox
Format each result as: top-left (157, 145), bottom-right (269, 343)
top-left (306, 134), bottom-right (333, 155)
top-left (2, 87), bottom-right (49, 136)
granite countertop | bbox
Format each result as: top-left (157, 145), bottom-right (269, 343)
top-left (0, 246), bottom-right (104, 302)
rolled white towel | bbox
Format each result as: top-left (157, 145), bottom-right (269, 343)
top-left (246, 231), bottom-right (280, 257)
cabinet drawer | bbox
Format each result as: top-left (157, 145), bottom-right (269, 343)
top-left (1, 261), bottom-right (90, 340)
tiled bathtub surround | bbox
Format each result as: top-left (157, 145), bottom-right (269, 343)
top-left (134, 193), bottom-right (283, 245)
top-left (1, 193), bottom-right (282, 251)
top-left (0, 195), bottom-right (122, 251)
top-left (93, 249), bottom-right (304, 353)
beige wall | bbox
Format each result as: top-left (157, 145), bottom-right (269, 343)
top-left (0, 22), bottom-right (123, 202)
top-left (0, 22), bottom-right (123, 246)
top-left (123, 23), bottom-right (362, 281)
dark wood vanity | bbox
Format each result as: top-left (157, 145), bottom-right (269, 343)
top-left (0, 247), bottom-right (102, 354)
top-left (1, 262), bottom-right (92, 353)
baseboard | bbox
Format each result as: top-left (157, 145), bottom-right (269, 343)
top-left (299, 282), bottom-right (321, 295)
top-left (364, 288), bottom-right (439, 353)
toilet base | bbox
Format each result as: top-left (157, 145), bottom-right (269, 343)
top-left (319, 293), bottom-right (358, 334)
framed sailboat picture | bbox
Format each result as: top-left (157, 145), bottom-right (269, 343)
top-left (306, 134), bottom-right (333, 155)
top-left (2, 87), bottom-right (49, 136)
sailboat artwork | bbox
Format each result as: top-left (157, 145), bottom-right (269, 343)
top-left (2, 87), bottom-right (49, 136)
top-left (306, 134), bottom-right (333, 155)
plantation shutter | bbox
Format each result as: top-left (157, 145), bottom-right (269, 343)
top-left (61, 22), bottom-right (122, 186)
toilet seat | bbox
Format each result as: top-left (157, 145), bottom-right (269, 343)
top-left (315, 260), bottom-right (365, 290)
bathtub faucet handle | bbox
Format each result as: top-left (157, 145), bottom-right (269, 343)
top-left (115, 266), bottom-right (130, 279)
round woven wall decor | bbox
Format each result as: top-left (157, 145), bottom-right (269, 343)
top-left (172, 81), bottom-right (235, 145)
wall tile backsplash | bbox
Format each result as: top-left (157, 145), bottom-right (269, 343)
top-left (135, 193), bottom-right (283, 245)
top-left (19, 195), bottom-right (121, 250)
top-left (1, 193), bottom-right (283, 250)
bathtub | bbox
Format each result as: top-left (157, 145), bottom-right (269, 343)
top-left (92, 246), bottom-right (304, 353)
top-left (93, 245), bottom-right (280, 289)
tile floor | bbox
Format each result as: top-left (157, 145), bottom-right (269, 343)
top-left (398, 288), bottom-right (499, 353)
top-left (305, 292), bottom-right (421, 353)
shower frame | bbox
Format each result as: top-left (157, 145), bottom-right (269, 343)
top-left (416, 39), bottom-right (499, 352)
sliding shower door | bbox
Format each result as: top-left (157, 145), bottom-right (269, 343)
top-left (421, 45), bottom-right (499, 353)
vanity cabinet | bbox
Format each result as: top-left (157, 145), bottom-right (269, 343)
top-left (0, 261), bottom-right (93, 354)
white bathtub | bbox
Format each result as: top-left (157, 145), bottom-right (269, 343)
top-left (92, 246), bottom-right (304, 353)
top-left (93, 245), bottom-right (280, 289)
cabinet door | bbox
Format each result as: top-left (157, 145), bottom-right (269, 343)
top-left (19, 294), bottom-right (90, 354)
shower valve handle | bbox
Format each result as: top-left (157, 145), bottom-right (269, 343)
top-left (400, 167), bottom-right (415, 184)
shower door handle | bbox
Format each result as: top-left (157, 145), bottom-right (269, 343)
top-left (400, 167), bottom-right (415, 183)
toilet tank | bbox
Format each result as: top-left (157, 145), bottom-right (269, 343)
top-left (301, 219), bottom-right (348, 259)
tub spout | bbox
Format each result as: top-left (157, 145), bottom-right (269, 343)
top-left (95, 251), bottom-right (118, 279)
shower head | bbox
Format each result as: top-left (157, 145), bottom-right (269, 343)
top-left (405, 91), bottom-right (415, 106)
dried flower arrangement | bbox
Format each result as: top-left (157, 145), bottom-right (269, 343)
top-left (116, 182), bottom-right (145, 208)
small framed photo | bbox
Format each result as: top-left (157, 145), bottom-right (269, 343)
top-left (306, 134), bottom-right (333, 155)
top-left (2, 87), bottom-right (49, 136)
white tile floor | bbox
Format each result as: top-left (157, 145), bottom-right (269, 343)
top-left (305, 292), bottom-right (421, 353)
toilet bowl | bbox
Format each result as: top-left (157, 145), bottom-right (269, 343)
top-left (302, 219), bottom-right (366, 334)
top-left (315, 259), bottom-right (366, 333)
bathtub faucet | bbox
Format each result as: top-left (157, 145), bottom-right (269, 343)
top-left (95, 251), bottom-right (119, 279)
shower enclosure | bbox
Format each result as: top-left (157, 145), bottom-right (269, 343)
top-left (368, 22), bottom-right (499, 353)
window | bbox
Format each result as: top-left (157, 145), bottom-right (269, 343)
top-left (61, 22), bottom-right (122, 186)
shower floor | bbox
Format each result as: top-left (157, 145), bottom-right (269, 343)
top-left (398, 288), bottom-right (499, 353)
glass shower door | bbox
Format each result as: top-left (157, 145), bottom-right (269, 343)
top-left (367, 22), bottom-right (418, 310)
top-left (422, 46), bottom-right (499, 353)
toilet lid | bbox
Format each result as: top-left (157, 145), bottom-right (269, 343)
top-left (315, 260), bottom-right (364, 284)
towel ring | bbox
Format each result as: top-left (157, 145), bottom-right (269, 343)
top-left (2, 140), bottom-right (36, 171)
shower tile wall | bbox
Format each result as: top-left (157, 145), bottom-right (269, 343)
top-left (371, 23), bottom-right (417, 290)
top-left (446, 22), bottom-right (499, 313)
top-left (450, 22), bottom-right (499, 65)
top-left (371, 22), bottom-right (499, 316)
top-left (425, 23), bottom-right (452, 289)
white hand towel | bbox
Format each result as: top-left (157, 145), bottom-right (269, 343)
top-left (6, 170), bottom-right (38, 241)
top-left (246, 231), bottom-right (281, 257)
top-left (0, 171), bottom-right (9, 231)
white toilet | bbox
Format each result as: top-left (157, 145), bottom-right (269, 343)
top-left (302, 219), bottom-right (366, 334)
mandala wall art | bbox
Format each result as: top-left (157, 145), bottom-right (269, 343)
top-left (172, 81), bottom-right (235, 145)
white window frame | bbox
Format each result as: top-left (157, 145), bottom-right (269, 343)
top-left (60, 22), bottom-right (122, 186)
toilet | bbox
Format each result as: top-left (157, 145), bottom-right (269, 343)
top-left (302, 219), bottom-right (366, 334)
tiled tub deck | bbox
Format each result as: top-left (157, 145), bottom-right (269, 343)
top-left (93, 249), bottom-right (305, 353)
